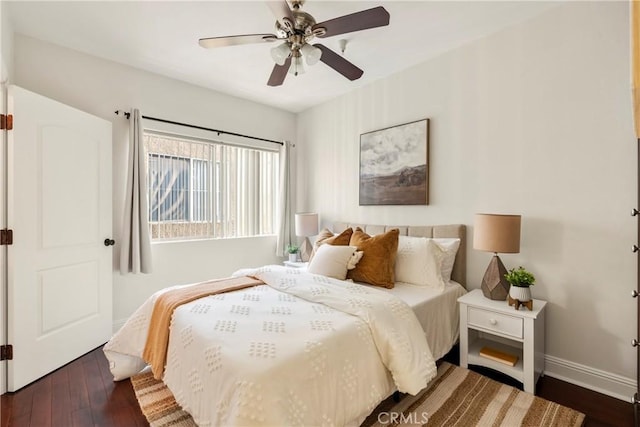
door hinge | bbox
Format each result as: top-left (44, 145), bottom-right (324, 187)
top-left (0, 229), bottom-right (13, 245)
top-left (0, 114), bottom-right (13, 130)
top-left (1, 345), bottom-right (13, 361)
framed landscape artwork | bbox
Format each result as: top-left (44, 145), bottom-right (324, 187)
top-left (359, 118), bottom-right (429, 205)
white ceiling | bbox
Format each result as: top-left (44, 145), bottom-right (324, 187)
top-left (7, 1), bottom-right (561, 113)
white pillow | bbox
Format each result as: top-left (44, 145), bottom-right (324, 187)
top-left (395, 236), bottom-right (445, 290)
top-left (432, 238), bottom-right (461, 282)
top-left (308, 245), bottom-right (362, 280)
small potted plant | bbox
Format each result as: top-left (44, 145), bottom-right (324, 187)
top-left (286, 244), bottom-right (299, 262)
top-left (504, 266), bottom-right (535, 303)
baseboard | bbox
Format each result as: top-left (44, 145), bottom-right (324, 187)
top-left (544, 354), bottom-right (636, 402)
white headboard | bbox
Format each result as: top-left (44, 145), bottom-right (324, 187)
top-left (332, 222), bottom-right (467, 288)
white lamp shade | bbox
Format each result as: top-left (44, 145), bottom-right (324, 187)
top-left (301, 43), bottom-right (322, 66)
top-left (270, 42), bottom-right (291, 66)
top-left (295, 213), bottom-right (318, 237)
top-left (473, 213), bottom-right (521, 254)
top-left (288, 55), bottom-right (305, 75)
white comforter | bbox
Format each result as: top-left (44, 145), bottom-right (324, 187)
top-left (104, 266), bottom-right (437, 426)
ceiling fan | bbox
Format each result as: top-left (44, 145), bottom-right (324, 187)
top-left (198, 0), bottom-right (390, 87)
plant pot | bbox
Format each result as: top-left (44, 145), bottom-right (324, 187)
top-left (288, 253), bottom-right (297, 262)
top-left (509, 285), bottom-right (531, 302)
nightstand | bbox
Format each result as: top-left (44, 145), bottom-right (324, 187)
top-left (458, 288), bottom-right (546, 394)
top-left (283, 261), bottom-right (308, 268)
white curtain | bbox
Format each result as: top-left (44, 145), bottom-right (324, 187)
top-left (275, 141), bottom-right (293, 257)
top-left (120, 109), bottom-right (152, 274)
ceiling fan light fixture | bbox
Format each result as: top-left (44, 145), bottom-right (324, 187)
top-left (300, 43), bottom-right (322, 66)
top-left (288, 55), bottom-right (305, 76)
top-left (270, 42), bottom-right (291, 66)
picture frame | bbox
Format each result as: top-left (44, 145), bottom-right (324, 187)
top-left (359, 118), bottom-right (429, 205)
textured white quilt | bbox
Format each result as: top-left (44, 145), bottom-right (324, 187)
top-left (104, 266), bottom-right (437, 426)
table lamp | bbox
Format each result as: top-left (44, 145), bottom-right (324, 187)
top-left (473, 213), bottom-right (521, 300)
top-left (295, 212), bottom-right (318, 262)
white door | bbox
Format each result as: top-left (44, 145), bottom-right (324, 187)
top-left (0, 83), bottom-right (6, 396)
top-left (7, 85), bottom-right (112, 391)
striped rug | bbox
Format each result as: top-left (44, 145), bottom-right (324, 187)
top-left (131, 362), bottom-right (585, 427)
top-left (131, 370), bottom-right (197, 427)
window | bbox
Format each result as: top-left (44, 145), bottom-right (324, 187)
top-left (145, 132), bottom-right (279, 241)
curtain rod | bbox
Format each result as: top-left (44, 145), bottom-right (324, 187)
top-left (114, 110), bottom-right (284, 146)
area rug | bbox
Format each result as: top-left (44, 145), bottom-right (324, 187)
top-left (131, 362), bottom-right (585, 427)
top-left (130, 370), bottom-right (197, 427)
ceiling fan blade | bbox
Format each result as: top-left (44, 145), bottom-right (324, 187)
top-left (265, 1), bottom-right (294, 24)
top-left (199, 34), bottom-right (278, 49)
top-left (314, 44), bottom-right (363, 81)
top-left (313, 6), bottom-right (390, 38)
top-left (267, 57), bottom-right (292, 86)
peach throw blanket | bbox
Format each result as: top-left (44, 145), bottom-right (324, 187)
top-left (142, 276), bottom-right (263, 379)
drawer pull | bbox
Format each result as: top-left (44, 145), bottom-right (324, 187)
top-left (489, 319), bottom-right (497, 325)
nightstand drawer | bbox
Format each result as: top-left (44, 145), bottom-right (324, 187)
top-left (467, 307), bottom-right (523, 339)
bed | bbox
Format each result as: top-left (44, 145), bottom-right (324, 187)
top-left (104, 222), bottom-right (467, 426)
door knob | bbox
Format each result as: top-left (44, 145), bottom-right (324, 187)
top-left (104, 238), bottom-right (115, 246)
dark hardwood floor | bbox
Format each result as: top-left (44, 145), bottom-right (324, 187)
top-left (1, 346), bottom-right (147, 427)
top-left (1, 345), bottom-right (634, 426)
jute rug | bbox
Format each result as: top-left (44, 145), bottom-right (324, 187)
top-left (131, 362), bottom-right (585, 427)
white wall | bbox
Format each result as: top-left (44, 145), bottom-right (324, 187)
top-left (297, 2), bottom-right (636, 399)
top-left (0, 0), bottom-right (12, 83)
top-left (13, 35), bottom-right (296, 326)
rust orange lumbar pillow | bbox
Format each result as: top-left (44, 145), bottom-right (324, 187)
top-left (347, 228), bottom-right (400, 288)
top-left (309, 227), bottom-right (354, 262)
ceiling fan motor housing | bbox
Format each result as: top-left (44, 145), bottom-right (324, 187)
top-left (282, 9), bottom-right (324, 50)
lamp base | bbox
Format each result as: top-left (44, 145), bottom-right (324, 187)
top-left (300, 237), bottom-right (313, 262)
top-left (481, 255), bottom-right (510, 301)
